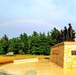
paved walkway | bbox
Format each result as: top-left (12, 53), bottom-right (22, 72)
top-left (0, 59), bottom-right (76, 75)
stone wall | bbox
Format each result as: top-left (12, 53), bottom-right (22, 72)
top-left (50, 42), bottom-right (76, 68)
top-left (64, 42), bottom-right (76, 68)
top-left (50, 42), bottom-right (64, 68)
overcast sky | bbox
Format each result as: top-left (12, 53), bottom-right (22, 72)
top-left (0, 0), bottom-right (76, 39)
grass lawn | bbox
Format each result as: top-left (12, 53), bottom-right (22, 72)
top-left (0, 54), bottom-right (50, 64)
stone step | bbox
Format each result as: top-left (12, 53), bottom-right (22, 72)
top-left (14, 58), bottom-right (38, 64)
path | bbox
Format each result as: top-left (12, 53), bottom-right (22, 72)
top-left (0, 59), bottom-right (76, 75)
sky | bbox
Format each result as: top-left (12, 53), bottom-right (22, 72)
top-left (0, 0), bottom-right (76, 39)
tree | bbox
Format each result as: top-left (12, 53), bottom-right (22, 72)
top-left (0, 43), bottom-right (5, 54)
top-left (19, 33), bottom-right (29, 54)
top-left (39, 32), bottom-right (50, 55)
top-left (72, 29), bottom-right (76, 40)
top-left (8, 38), bottom-right (20, 54)
top-left (50, 27), bottom-right (59, 45)
top-left (0, 34), bottom-right (9, 54)
top-left (1, 26), bottom-right (75, 55)
top-left (30, 31), bottom-right (40, 54)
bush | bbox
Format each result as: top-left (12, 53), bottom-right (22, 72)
top-left (19, 50), bottom-right (25, 54)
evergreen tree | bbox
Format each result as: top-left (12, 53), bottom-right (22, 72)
top-left (0, 34), bottom-right (9, 54)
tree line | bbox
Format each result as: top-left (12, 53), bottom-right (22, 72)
top-left (0, 27), bottom-right (75, 55)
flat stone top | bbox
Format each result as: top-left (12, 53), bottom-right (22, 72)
top-left (51, 42), bottom-right (76, 48)
top-left (64, 42), bottom-right (76, 45)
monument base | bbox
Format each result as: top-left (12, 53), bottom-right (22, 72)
top-left (68, 39), bottom-right (75, 42)
top-left (50, 42), bottom-right (76, 68)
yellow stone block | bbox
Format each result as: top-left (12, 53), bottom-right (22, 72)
top-left (50, 42), bottom-right (76, 68)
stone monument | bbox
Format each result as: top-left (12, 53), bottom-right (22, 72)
top-left (56, 23), bottom-right (74, 43)
top-left (50, 23), bottom-right (76, 68)
top-left (68, 23), bottom-right (72, 40)
top-left (64, 26), bottom-right (67, 41)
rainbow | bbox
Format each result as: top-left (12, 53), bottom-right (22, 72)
top-left (0, 19), bottom-right (61, 30)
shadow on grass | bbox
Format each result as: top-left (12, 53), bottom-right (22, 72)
top-left (25, 70), bottom-right (37, 75)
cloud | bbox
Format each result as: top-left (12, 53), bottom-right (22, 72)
top-left (0, 0), bottom-right (76, 38)
top-left (0, 0), bottom-right (75, 20)
top-left (0, 0), bottom-right (76, 27)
